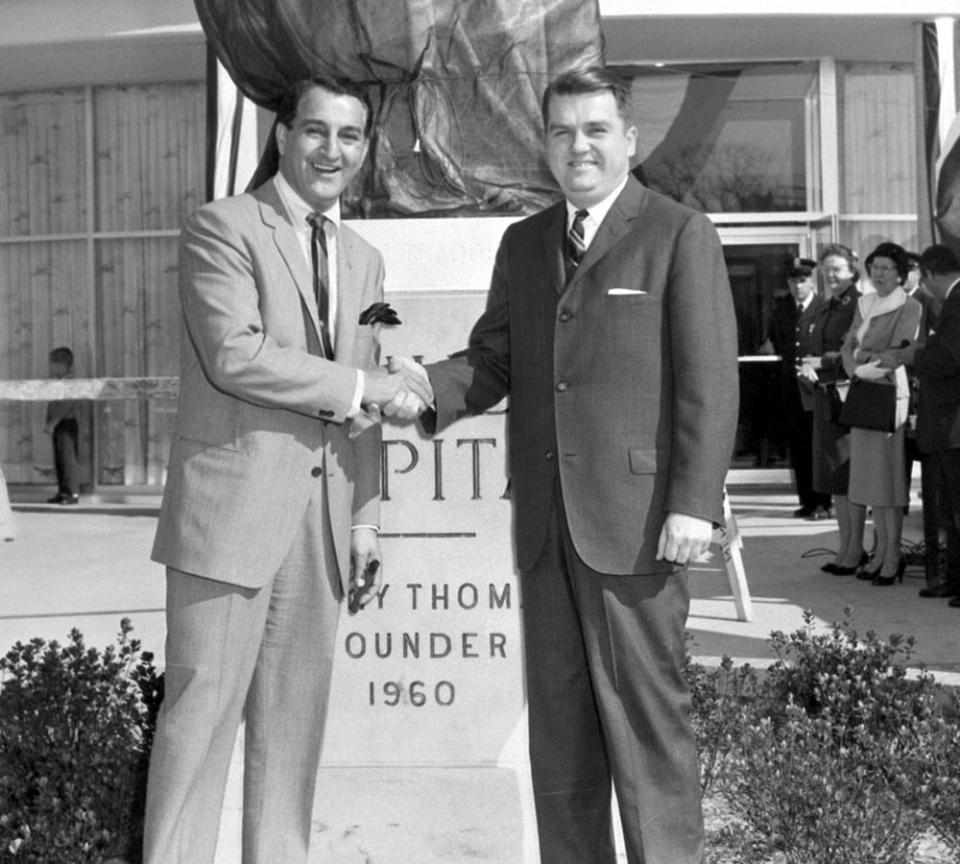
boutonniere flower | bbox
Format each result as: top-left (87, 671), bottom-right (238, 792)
top-left (359, 302), bottom-right (401, 326)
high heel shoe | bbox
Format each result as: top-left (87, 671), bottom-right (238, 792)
top-left (830, 550), bottom-right (870, 576)
top-left (872, 559), bottom-right (905, 586)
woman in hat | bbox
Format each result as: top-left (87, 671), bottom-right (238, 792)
top-left (841, 242), bottom-right (922, 585)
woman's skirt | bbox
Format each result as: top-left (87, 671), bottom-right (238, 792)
top-left (848, 424), bottom-right (907, 508)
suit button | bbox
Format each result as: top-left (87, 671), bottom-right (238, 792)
top-left (311, 466), bottom-right (323, 478)
top-left (556, 381), bottom-right (568, 392)
top-left (558, 310), bottom-right (572, 322)
top-left (545, 450), bottom-right (555, 461)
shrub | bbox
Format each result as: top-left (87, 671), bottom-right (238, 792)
top-left (0, 619), bottom-right (163, 864)
top-left (686, 651), bottom-right (760, 794)
top-left (690, 609), bottom-right (960, 864)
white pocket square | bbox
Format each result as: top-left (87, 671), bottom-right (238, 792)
top-left (607, 288), bottom-right (648, 296)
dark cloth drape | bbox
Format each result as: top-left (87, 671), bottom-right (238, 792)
top-left (195, 0), bottom-right (604, 217)
top-left (938, 135), bottom-right (960, 256)
top-left (921, 20), bottom-right (960, 257)
top-left (635, 68), bottom-right (740, 209)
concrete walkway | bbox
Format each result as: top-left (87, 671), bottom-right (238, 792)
top-left (3, 481), bottom-right (956, 678)
top-left (1, 481), bottom-right (958, 863)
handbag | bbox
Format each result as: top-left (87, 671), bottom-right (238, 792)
top-left (838, 379), bottom-right (896, 432)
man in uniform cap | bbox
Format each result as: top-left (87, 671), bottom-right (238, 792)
top-left (769, 257), bottom-right (831, 519)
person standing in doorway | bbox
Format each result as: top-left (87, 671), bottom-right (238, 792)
top-left (769, 256), bottom-right (831, 520)
top-left (43, 346), bottom-right (80, 505)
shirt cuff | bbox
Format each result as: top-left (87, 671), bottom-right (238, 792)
top-left (351, 524), bottom-right (380, 534)
top-left (346, 369), bottom-right (364, 419)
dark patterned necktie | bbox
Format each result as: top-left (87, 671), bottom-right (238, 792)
top-left (568, 208), bottom-right (588, 266)
top-left (306, 212), bottom-right (334, 358)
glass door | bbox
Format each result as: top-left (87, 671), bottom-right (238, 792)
top-left (717, 227), bottom-right (816, 470)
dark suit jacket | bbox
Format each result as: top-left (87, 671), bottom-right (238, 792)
top-left (770, 294), bottom-right (823, 413)
top-left (427, 177), bottom-right (739, 575)
top-left (811, 285), bottom-right (860, 383)
top-left (915, 282), bottom-right (960, 454)
top-left (152, 178), bottom-right (383, 588)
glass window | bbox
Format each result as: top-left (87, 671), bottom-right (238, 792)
top-left (837, 62), bottom-right (918, 257)
top-left (0, 82), bottom-right (203, 488)
top-left (613, 62), bottom-right (821, 214)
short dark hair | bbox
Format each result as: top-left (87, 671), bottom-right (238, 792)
top-left (276, 76), bottom-right (373, 138)
top-left (918, 243), bottom-right (960, 276)
top-left (49, 346), bottom-right (74, 367)
top-left (865, 241), bottom-right (911, 283)
top-left (818, 243), bottom-right (860, 284)
top-left (541, 66), bottom-right (633, 128)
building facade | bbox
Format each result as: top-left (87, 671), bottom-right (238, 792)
top-left (0, 0), bottom-right (957, 489)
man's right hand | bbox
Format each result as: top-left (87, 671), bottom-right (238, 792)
top-left (362, 362), bottom-right (433, 411)
top-left (382, 357), bottom-right (433, 420)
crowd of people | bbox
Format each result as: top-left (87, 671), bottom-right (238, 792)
top-left (774, 241), bottom-right (960, 606)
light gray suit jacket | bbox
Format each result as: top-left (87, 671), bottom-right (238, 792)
top-left (152, 179), bottom-right (383, 588)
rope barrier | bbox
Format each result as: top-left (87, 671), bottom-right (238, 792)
top-left (0, 357), bottom-right (784, 403)
top-left (0, 378), bottom-right (180, 401)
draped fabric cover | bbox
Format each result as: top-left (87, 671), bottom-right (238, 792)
top-left (939, 135), bottom-right (960, 254)
top-left (195, 0), bottom-right (603, 216)
top-left (920, 20), bottom-right (960, 257)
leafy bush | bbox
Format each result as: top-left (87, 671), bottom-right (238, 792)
top-left (688, 609), bottom-right (960, 864)
top-left (0, 619), bottom-right (163, 864)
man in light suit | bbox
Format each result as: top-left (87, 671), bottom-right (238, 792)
top-left (915, 244), bottom-right (960, 606)
top-left (145, 77), bottom-right (430, 864)
top-left (393, 67), bottom-right (738, 864)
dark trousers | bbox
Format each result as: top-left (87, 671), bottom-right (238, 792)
top-left (520, 487), bottom-right (703, 864)
top-left (908, 439), bottom-right (944, 585)
top-left (786, 407), bottom-right (830, 510)
top-left (928, 448), bottom-right (960, 591)
top-left (52, 418), bottom-right (79, 496)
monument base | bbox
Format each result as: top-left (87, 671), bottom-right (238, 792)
top-left (214, 724), bottom-right (541, 864)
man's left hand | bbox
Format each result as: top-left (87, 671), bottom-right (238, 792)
top-left (656, 512), bottom-right (713, 565)
top-left (348, 527), bottom-right (383, 610)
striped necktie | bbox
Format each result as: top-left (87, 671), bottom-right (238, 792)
top-left (568, 208), bottom-right (589, 266)
top-left (306, 212), bottom-right (335, 358)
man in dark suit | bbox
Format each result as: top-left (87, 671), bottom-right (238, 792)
top-left (903, 250), bottom-right (942, 582)
top-left (914, 244), bottom-right (960, 605)
top-left (145, 77), bottom-right (429, 864)
top-left (393, 66), bottom-right (739, 864)
top-left (769, 257), bottom-right (831, 518)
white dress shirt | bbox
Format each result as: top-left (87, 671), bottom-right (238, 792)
top-left (274, 172), bottom-right (364, 416)
top-left (565, 176), bottom-right (629, 250)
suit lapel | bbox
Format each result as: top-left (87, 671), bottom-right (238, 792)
top-left (255, 181), bottom-right (323, 345)
top-left (334, 227), bottom-right (366, 364)
top-left (561, 177), bottom-right (644, 291)
top-left (541, 204), bottom-right (568, 295)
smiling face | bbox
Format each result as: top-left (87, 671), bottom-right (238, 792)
top-left (275, 85), bottom-right (369, 212)
top-left (820, 254), bottom-right (856, 297)
top-left (868, 256), bottom-right (902, 297)
top-left (545, 90), bottom-right (637, 209)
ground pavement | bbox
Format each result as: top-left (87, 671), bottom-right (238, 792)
top-left (1, 480), bottom-right (957, 862)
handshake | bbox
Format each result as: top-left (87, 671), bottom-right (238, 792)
top-left (362, 357), bottom-right (433, 421)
